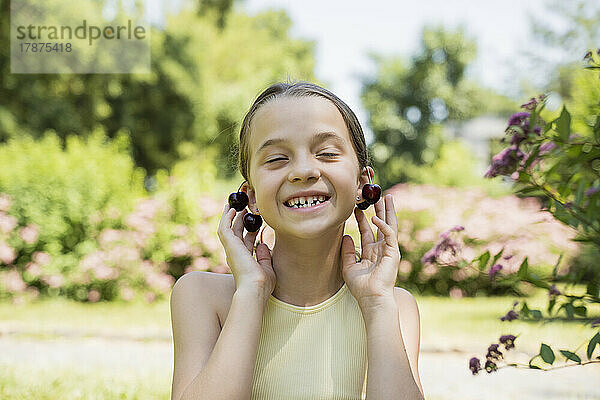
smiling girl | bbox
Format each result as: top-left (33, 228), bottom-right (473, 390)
top-left (170, 81), bottom-right (425, 400)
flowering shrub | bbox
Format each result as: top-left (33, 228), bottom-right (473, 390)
top-left (467, 49), bottom-right (600, 374)
top-left (0, 129), bottom-right (229, 304)
top-left (375, 183), bottom-right (579, 297)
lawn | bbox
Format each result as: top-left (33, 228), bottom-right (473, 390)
top-left (0, 282), bottom-right (598, 399)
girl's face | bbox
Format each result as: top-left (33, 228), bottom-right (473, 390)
top-left (246, 95), bottom-right (366, 239)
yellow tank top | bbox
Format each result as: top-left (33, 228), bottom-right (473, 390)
top-left (250, 282), bottom-right (368, 400)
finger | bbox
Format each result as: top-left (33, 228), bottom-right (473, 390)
top-left (354, 207), bottom-right (375, 245)
top-left (219, 203), bottom-right (235, 235)
top-left (371, 215), bottom-right (398, 250)
top-left (232, 208), bottom-right (247, 239)
top-left (341, 235), bottom-right (358, 271)
top-left (374, 195), bottom-right (385, 242)
top-left (384, 194), bottom-right (398, 235)
top-left (243, 229), bottom-right (259, 253)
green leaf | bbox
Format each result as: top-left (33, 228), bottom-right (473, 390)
top-left (564, 303), bottom-right (575, 318)
top-left (530, 310), bottom-right (543, 320)
top-left (517, 257), bottom-right (529, 279)
top-left (528, 356), bottom-right (541, 369)
top-left (478, 250), bottom-right (490, 271)
top-left (552, 254), bottom-right (563, 279)
top-left (540, 343), bottom-right (555, 364)
top-left (575, 179), bottom-right (587, 206)
top-left (521, 302), bottom-right (530, 317)
top-left (547, 298), bottom-right (556, 315)
top-left (574, 306), bottom-right (587, 317)
top-left (586, 281), bottom-right (599, 297)
top-left (559, 350), bottom-right (581, 364)
top-left (587, 332), bottom-right (600, 360)
top-left (556, 106), bottom-right (571, 142)
top-left (491, 248), bottom-right (504, 267)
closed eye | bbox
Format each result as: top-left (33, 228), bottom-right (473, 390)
top-left (265, 153), bottom-right (339, 163)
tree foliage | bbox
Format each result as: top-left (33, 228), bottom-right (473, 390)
top-left (360, 25), bottom-right (516, 190)
top-left (0, 0), bottom-right (317, 179)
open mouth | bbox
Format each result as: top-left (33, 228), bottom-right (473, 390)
top-left (284, 196), bottom-right (331, 209)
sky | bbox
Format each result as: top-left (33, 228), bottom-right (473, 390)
top-left (147, 0), bottom-right (574, 143)
top-left (231, 0), bottom-right (570, 142)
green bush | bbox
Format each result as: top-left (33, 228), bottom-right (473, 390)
top-left (0, 129), bottom-right (147, 301)
top-left (0, 130), bottom-right (230, 304)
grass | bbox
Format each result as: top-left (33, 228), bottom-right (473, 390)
top-left (0, 283), bottom-right (598, 399)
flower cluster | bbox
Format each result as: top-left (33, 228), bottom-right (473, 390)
top-left (469, 334), bottom-right (517, 374)
top-left (420, 225), bottom-right (464, 265)
top-left (488, 264), bottom-right (503, 280)
top-left (484, 94), bottom-right (548, 179)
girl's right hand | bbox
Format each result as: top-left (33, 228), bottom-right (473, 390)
top-left (217, 204), bottom-right (276, 298)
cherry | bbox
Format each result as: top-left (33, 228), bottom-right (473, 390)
top-left (357, 201), bottom-right (370, 210)
top-left (362, 183), bottom-right (382, 205)
top-left (243, 213), bottom-right (262, 232)
top-left (228, 191), bottom-right (248, 211)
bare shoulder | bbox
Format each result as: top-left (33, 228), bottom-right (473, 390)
top-left (393, 286), bottom-right (424, 395)
top-left (393, 287), bottom-right (418, 306)
top-left (175, 271), bottom-right (236, 327)
top-left (169, 271), bottom-right (236, 400)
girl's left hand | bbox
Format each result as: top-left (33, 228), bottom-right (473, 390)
top-left (341, 194), bottom-right (401, 307)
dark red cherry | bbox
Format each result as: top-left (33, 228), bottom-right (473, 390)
top-left (357, 201), bottom-right (370, 210)
top-left (243, 213), bottom-right (262, 232)
top-left (228, 191), bottom-right (248, 211)
top-left (362, 184), bottom-right (381, 205)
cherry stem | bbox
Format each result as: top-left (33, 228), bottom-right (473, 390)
top-left (237, 180), bottom-right (246, 192)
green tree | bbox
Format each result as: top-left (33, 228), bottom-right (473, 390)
top-left (518, 0), bottom-right (600, 98)
top-left (0, 0), bottom-right (317, 179)
top-left (360, 25), bottom-right (515, 190)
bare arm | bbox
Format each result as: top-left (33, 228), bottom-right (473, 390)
top-left (359, 293), bottom-right (425, 400)
top-left (171, 273), bottom-right (268, 400)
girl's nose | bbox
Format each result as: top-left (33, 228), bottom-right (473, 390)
top-left (287, 159), bottom-right (321, 183)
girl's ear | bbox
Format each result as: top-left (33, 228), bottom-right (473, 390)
top-left (241, 182), bottom-right (258, 212)
top-left (356, 166), bottom-right (374, 202)
top-left (357, 166), bottom-right (375, 186)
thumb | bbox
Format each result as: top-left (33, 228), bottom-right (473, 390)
top-left (255, 242), bottom-right (272, 268)
top-left (341, 235), bottom-right (357, 272)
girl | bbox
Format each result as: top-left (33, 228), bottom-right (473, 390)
top-left (170, 81), bottom-right (424, 400)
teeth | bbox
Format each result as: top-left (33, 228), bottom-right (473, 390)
top-left (285, 195), bottom-right (328, 208)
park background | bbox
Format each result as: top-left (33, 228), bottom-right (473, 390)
top-left (1, 0), bottom-right (599, 398)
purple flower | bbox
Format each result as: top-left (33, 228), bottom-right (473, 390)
top-left (484, 146), bottom-right (526, 178)
top-left (421, 232), bottom-right (461, 264)
top-left (450, 225), bottom-right (465, 232)
top-left (499, 334), bottom-right (516, 350)
top-left (469, 357), bottom-right (482, 375)
top-left (484, 359), bottom-right (498, 373)
top-left (486, 343), bottom-right (504, 360)
top-left (500, 310), bottom-right (519, 322)
top-left (548, 284), bottom-right (561, 297)
top-left (489, 264), bottom-right (503, 280)
top-left (585, 186), bottom-right (599, 197)
top-left (520, 97), bottom-right (538, 111)
top-left (539, 141), bottom-right (557, 156)
top-left (508, 112), bottom-right (530, 127)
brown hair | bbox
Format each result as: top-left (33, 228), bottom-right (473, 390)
top-left (237, 80), bottom-right (370, 186)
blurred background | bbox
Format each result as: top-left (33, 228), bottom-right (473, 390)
top-left (1, 0), bottom-right (599, 398)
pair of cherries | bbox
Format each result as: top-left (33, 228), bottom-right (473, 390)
top-left (228, 182), bottom-right (382, 232)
